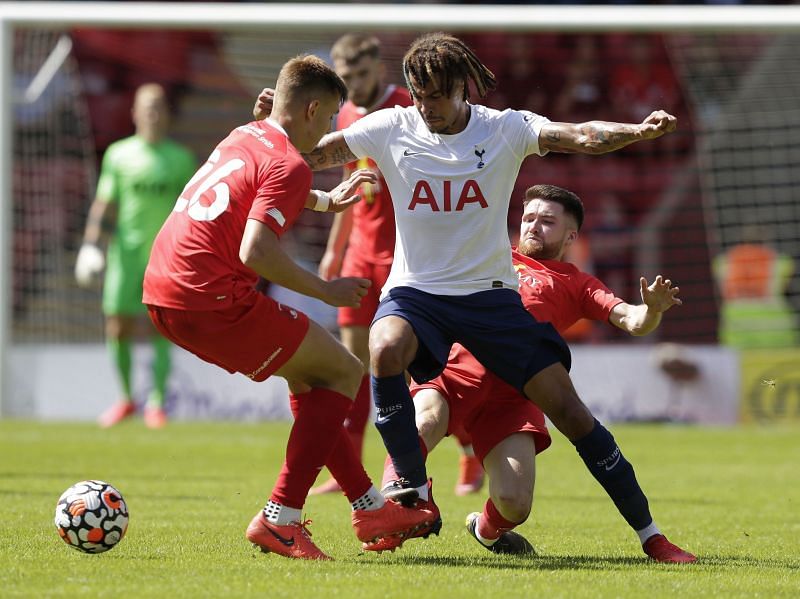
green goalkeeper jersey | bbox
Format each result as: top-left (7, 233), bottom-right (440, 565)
top-left (97, 134), bottom-right (196, 251)
top-left (97, 135), bottom-right (195, 315)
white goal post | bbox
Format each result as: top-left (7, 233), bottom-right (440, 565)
top-left (1, 3), bottom-right (799, 418)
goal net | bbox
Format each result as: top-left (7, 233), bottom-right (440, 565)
top-left (12, 29), bottom-right (99, 341)
top-left (11, 22), bottom-right (799, 344)
top-left (2, 4), bottom-right (798, 421)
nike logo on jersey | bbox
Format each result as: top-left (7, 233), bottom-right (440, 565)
top-left (266, 526), bottom-right (296, 547)
top-left (403, 149), bottom-right (425, 157)
top-left (523, 114), bottom-right (532, 122)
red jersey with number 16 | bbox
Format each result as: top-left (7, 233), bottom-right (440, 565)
top-left (337, 85), bottom-right (411, 264)
top-left (143, 120), bottom-right (311, 311)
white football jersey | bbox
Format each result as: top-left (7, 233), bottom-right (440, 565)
top-left (343, 103), bottom-right (549, 297)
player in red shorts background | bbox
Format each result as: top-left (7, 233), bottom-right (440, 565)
top-left (143, 55), bottom-right (433, 560)
top-left (379, 184), bottom-right (695, 563)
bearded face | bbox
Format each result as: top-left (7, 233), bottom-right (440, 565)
top-left (518, 199), bottom-right (577, 261)
top-left (518, 233), bottom-right (564, 261)
top-left (334, 55), bottom-right (383, 108)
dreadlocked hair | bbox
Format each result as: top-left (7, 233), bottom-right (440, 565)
top-left (402, 33), bottom-right (497, 101)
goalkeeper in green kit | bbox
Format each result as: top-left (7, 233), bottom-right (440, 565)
top-left (75, 83), bottom-right (196, 429)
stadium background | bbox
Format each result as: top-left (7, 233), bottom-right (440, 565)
top-left (6, 5), bottom-right (800, 423)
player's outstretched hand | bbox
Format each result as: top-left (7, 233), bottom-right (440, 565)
top-left (323, 277), bottom-right (371, 308)
top-left (327, 169), bottom-right (378, 213)
top-left (640, 275), bottom-right (682, 314)
top-left (253, 87), bottom-right (274, 120)
top-left (637, 110), bottom-right (677, 139)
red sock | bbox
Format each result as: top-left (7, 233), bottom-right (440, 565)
top-left (381, 436), bottom-right (428, 488)
top-left (288, 391), bottom-right (372, 502)
top-left (343, 375), bottom-right (370, 460)
top-left (478, 498), bottom-right (521, 540)
top-left (324, 429), bottom-right (372, 502)
top-left (347, 430), bottom-right (365, 462)
top-left (270, 389), bottom-right (351, 508)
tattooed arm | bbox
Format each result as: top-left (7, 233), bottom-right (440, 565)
top-left (539, 110), bottom-right (677, 155)
top-left (252, 87), bottom-right (358, 171)
top-left (301, 131), bottom-right (358, 171)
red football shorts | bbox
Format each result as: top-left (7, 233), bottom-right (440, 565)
top-left (409, 345), bottom-right (552, 463)
top-left (338, 252), bottom-right (391, 328)
top-left (147, 289), bottom-right (309, 382)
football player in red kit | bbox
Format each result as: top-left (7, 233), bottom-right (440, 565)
top-left (143, 55), bottom-right (433, 561)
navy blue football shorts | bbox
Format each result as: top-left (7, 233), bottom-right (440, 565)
top-left (372, 286), bottom-right (571, 392)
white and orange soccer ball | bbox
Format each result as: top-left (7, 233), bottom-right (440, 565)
top-left (54, 480), bottom-right (129, 553)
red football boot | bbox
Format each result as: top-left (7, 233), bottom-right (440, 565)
top-left (643, 534), bottom-right (697, 564)
top-left (364, 479), bottom-right (442, 552)
top-left (98, 401), bottom-right (136, 428)
top-left (246, 511), bottom-right (332, 561)
top-left (143, 405), bottom-right (167, 429)
top-left (352, 498), bottom-right (435, 544)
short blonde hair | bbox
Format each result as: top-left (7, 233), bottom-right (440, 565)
top-left (276, 54), bottom-right (347, 104)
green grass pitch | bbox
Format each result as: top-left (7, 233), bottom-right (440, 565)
top-left (1, 421), bottom-right (798, 598)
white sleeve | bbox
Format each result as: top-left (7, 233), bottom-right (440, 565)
top-left (501, 109), bottom-right (551, 159)
top-left (342, 107), bottom-right (398, 163)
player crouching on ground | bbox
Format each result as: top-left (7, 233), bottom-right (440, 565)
top-left (143, 55), bottom-right (434, 560)
top-left (376, 185), bottom-right (696, 564)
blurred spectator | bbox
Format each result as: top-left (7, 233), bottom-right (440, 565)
top-left (713, 225), bottom-right (799, 348)
top-left (465, 33), bottom-right (558, 113)
top-left (610, 35), bottom-right (681, 122)
top-left (551, 35), bottom-right (607, 122)
top-left (608, 34), bottom-right (686, 157)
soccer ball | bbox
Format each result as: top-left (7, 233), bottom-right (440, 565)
top-left (54, 480), bottom-right (129, 553)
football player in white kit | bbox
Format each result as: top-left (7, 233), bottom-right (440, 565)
top-left (253, 32), bottom-right (693, 562)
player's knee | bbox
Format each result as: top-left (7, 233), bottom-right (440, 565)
top-left (415, 407), bottom-right (446, 449)
top-left (493, 489), bottom-right (533, 524)
top-left (415, 407), bottom-right (437, 433)
top-left (369, 336), bottom-right (408, 376)
top-left (314, 347), bottom-right (363, 398)
top-left (335, 351), bottom-right (365, 398)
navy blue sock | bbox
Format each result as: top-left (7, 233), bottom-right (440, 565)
top-left (372, 373), bottom-right (427, 488)
top-left (573, 419), bottom-right (653, 531)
